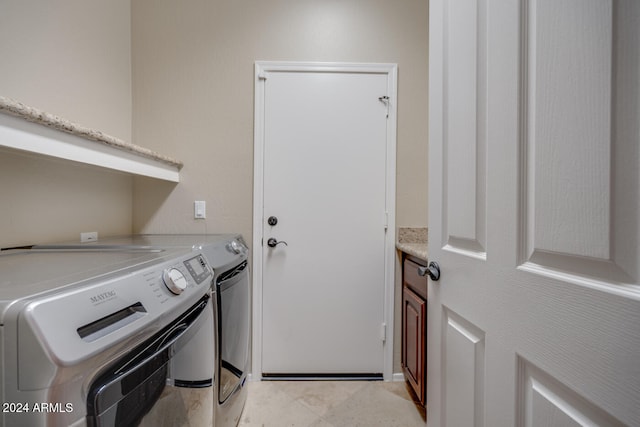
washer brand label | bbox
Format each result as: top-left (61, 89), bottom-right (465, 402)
top-left (90, 290), bottom-right (117, 305)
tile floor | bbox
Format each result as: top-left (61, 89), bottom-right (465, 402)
top-left (238, 380), bottom-right (426, 427)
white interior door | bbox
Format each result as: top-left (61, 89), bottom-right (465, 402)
top-left (254, 63), bottom-right (397, 378)
top-left (428, 1), bottom-right (640, 426)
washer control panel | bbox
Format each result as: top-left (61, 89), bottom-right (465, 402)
top-left (183, 255), bottom-right (212, 284)
top-left (163, 255), bottom-right (212, 295)
top-left (19, 249), bottom-right (214, 371)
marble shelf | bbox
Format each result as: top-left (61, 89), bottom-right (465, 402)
top-left (0, 96), bottom-right (183, 182)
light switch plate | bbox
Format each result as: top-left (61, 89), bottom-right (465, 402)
top-left (194, 201), bottom-right (206, 219)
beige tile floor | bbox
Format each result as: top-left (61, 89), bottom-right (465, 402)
top-left (238, 380), bottom-right (426, 427)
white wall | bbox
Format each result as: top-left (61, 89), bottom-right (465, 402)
top-left (0, 0), bottom-right (134, 247)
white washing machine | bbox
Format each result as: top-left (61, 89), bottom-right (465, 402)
top-left (29, 234), bottom-right (251, 427)
top-left (74, 235), bottom-right (251, 427)
top-left (0, 243), bottom-right (217, 426)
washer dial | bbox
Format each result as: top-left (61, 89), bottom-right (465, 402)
top-left (228, 239), bottom-right (247, 254)
top-left (162, 268), bottom-right (188, 295)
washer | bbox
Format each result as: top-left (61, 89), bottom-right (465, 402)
top-left (104, 235), bottom-right (251, 427)
top-left (31, 234), bottom-right (251, 427)
top-left (0, 244), bottom-right (216, 426)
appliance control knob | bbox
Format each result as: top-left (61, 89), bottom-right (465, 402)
top-left (163, 268), bottom-right (188, 295)
top-left (229, 239), bottom-right (246, 254)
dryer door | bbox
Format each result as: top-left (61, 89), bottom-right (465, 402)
top-left (216, 261), bottom-right (250, 404)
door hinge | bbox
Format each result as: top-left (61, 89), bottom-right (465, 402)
top-left (384, 212), bottom-right (389, 231)
top-left (258, 72), bottom-right (267, 80)
top-left (381, 322), bottom-right (387, 342)
top-left (378, 95), bottom-right (390, 118)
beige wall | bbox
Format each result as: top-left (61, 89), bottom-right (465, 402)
top-left (0, 0), bottom-right (134, 247)
top-left (0, 150), bottom-right (133, 247)
top-left (0, 0), bottom-right (132, 140)
top-left (131, 0), bottom-right (428, 240)
top-left (0, 0), bottom-right (427, 373)
top-left (132, 0), bottom-right (428, 375)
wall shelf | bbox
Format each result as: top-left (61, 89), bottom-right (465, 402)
top-left (0, 96), bottom-right (183, 182)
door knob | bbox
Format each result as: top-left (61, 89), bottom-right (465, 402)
top-left (418, 261), bottom-right (440, 281)
top-left (267, 238), bottom-right (288, 248)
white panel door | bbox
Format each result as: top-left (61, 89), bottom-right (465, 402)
top-left (428, 1), bottom-right (640, 426)
top-left (256, 64), bottom-right (396, 376)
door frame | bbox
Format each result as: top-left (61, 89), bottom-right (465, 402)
top-left (252, 61), bottom-right (398, 380)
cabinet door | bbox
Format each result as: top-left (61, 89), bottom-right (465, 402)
top-left (402, 287), bottom-right (426, 404)
top-left (404, 257), bottom-right (428, 299)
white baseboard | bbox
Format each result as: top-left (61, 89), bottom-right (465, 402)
top-left (392, 372), bottom-right (405, 382)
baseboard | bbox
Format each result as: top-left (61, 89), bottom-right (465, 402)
top-left (247, 372), bottom-right (405, 382)
top-left (392, 372), bottom-right (405, 382)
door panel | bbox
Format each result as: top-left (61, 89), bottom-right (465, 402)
top-left (520, 0), bottom-right (639, 285)
top-left (442, 308), bottom-right (485, 427)
top-left (524, 0), bottom-right (613, 261)
top-left (259, 67), bottom-right (391, 375)
top-left (444, 0), bottom-right (488, 257)
top-left (518, 359), bottom-right (627, 427)
top-left (429, 0), bottom-right (640, 426)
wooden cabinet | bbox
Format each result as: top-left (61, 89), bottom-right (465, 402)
top-left (403, 256), bottom-right (428, 300)
top-left (401, 255), bottom-right (427, 405)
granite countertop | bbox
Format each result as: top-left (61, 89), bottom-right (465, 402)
top-left (396, 227), bottom-right (428, 262)
top-left (0, 96), bottom-right (183, 169)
